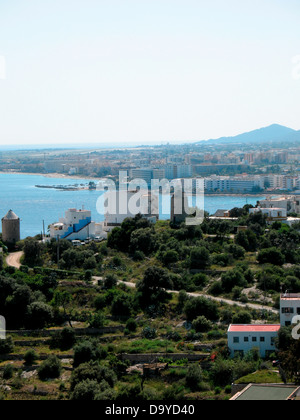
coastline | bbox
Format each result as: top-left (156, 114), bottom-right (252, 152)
top-left (0, 171), bottom-right (96, 181)
top-left (0, 172), bottom-right (288, 197)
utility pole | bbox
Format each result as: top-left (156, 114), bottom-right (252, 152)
top-left (57, 235), bottom-right (60, 268)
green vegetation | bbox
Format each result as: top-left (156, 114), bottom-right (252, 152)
top-left (1, 207), bottom-right (299, 399)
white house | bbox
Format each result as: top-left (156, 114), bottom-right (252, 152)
top-left (227, 325), bottom-right (281, 358)
top-left (249, 207), bottom-right (287, 222)
top-left (280, 293), bottom-right (300, 327)
top-left (49, 208), bottom-right (105, 241)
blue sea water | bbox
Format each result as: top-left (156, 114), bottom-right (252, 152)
top-left (0, 173), bottom-right (264, 239)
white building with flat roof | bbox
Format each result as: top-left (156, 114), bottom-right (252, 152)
top-left (227, 325), bottom-right (281, 358)
top-left (280, 293), bottom-right (300, 327)
top-left (249, 207), bottom-right (287, 222)
top-left (50, 208), bottom-right (105, 241)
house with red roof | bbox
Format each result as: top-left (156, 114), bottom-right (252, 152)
top-left (227, 324), bottom-right (281, 358)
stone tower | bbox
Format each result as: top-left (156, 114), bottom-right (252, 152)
top-left (1, 210), bottom-right (20, 246)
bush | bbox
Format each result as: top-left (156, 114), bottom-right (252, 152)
top-left (70, 379), bottom-right (102, 401)
top-left (26, 301), bottom-right (54, 329)
top-left (73, 340), bottom-right (107, 368)
top-left (3, 364), bottom-right (14, 380)
top-left (50, 327), bottom-right (76, 351)
top-left (184, 296), bottom-right (219, 322)
top-left (186, 365), bottom-right (203, 391)
top-left (232, 311), bottom-right (252, 324)
top-left (221, 269), bottom-right (247, 293)
top-left (141, 327), bottom-right (157, 340)
top-left (38, 355), bottom-right (62, 380)
top-left (257, 248), bottom-right (285, 266)
top-left (70, 362), bottom-right (117, 391)
top-left (103, 274), bottom-right (118, 290)
top-left (190, 247), bottom-right (211, 270)
top-left (126, 318), bottom-right (138, 333)
top-left (192, 316), bottom-right (213, 333)
top-left (0, 337), bottom-right (14, 355)
top-left (24, 350), bottom-right (38, 366)
top-left (89, 312), bottom-right (106, 329)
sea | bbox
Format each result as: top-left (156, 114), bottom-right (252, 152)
top-left (0, 173), bottom-right (265, 239)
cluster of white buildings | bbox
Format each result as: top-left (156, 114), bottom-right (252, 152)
top-left (228, 293), bottom-right (300, 358)
top-left (248, 196), bottom-right (300, 227)
top-left (49, 190), bottom-right (159, 243)
top-left (202, 174), bottom-right (300, 193)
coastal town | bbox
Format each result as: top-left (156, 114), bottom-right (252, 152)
top-left (1, 126), bottom-right (300, 195)
top-left (1, 133), bottom-right (300, 400)
top-left (1, 0), bottom-right (300, 404)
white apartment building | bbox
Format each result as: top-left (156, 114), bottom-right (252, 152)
top-left (204, 175), bottom-right (264, 193)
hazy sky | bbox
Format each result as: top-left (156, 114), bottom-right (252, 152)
top-left (0, 0), bottom-right (300, 146)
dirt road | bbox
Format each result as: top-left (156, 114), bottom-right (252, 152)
top-left (6, 251), bottom-right (24, 269)
top-left (93, 276), bottom-right (278, 315)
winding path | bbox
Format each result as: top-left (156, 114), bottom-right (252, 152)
top-left (6, 251), bottom-right (24, 270)
top-left (93, 276), bottom-right (278, 315)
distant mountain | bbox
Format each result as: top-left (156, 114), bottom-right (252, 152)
top-left (197, 124), bottom-right (300, 145)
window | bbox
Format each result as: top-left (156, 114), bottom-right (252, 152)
top-left (282, 307), bottom-right (294, 314)
top-left (233, 337), bottom-right (239, 344)
top-left (260, 337), bottom-right (265, 342)
top-left (244, 337), bottom-right (249, 342)
top-left (297, 308), bottom-right (300, 315)
top-left (252, 337), bottom-right (257, 342)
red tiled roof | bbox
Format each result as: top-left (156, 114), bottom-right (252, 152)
top-left (228, 324), bottom-right (281, 333)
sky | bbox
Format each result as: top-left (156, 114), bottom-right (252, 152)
top-left (0, 0), bottom-right (300, 146)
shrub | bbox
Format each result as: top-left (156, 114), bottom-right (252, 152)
top-left (24, 350), bottom-right (38, 366)
top-left (232, 311), bottom-right (252, 324)
top-left (184, 296), bottom-right (219, 322)
top-left (141, 327), bottom-right (157, 340)
top-left (3, 364), bottom-right (14, 380)
top-left (70, 362), bottom-right (117, 391)
top-left (190, 247), bottom-right (211, 270)
top-left (221, 269), bottom-right (247, 293)
top-left (186, 365), bottom-right (203, 391)
top-left (73, 340), bottom-right (107, 368)
top-left (0, 337), bottom-right (14, 355)
top-left (26, 301), bottom-right (54, 329)
top-left (70, 379), bottom-right (101, 401)
top-left (38, 355), bottom-right (62, 380)
top-left (192, 316), bottom-right (213, 333)
top-left (126, 318), bottom-right (138, 333)
top-left (50, 327), bottom-right (76, 351)
top-left (257, 248), bottom-right (285, 266)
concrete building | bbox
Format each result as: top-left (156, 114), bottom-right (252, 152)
top-left (249, 207), bottom-right (288, 223)
top-left (228, 295), bottom-right (300, 358)
top-left (1, 210), bottom-right (20, 246)
top-left (49, 208), bottom-right (104, 241)
top-left (227, 325), bottom-right (280, 358)
top-left (204, 175), bottom-right (264, 193)
top-left (258, 196), bottom-right (300, 214)
top-left (280, 293), bottom-right (300, 327)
